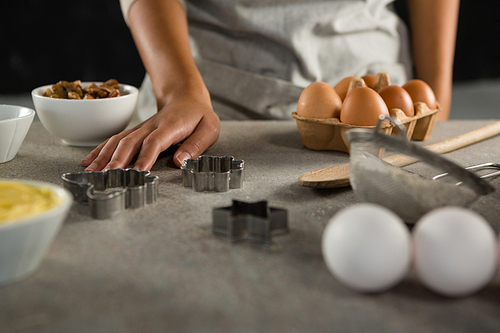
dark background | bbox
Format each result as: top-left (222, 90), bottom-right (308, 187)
top-left (1, 0), bottom-right (499, 94)
top-left (0, 1), bottom-right (145, 93)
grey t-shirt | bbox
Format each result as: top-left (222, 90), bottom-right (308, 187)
top-left (121, 0), bottom-right (412, 123)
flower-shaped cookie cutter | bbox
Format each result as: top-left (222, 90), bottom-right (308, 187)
top-left (61, 168), bottom-right (159, 219)
top-left (213, 200), bottom-right (288, 244)
top-left (181, 155), bottom-right (244, 192)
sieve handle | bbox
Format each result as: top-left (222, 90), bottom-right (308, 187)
top-left (298, 121), bottom-right (500, 188)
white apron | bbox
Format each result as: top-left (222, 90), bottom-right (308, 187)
top-left (121, 0), bottom-right (412, 124)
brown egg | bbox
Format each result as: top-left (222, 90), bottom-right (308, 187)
top-left (362, 74), bottom-right (376, 89)
top-left (402, 79), bottom-right (437, 109)
top-left (378, 85), bottom-right (415, 117)
top-left (340, 87), bottom-right (389, 126)
top-left (334, 76), bottom-right (356, 101)
top-left (297, 82), bottom-right (342, 118)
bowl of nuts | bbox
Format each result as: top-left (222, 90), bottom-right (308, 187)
top-left (31, 79), bottom-right (138, 146)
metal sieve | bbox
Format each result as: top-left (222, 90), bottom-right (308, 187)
top-left (345, 116), bottom-right (496, 223)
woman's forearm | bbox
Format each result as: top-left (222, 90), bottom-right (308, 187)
top-left (82, 0), bottom-right (219, 172)
top-left (406, 0), bottom-right (460, 120)
top-left (127, 0), bottom-right (210, 108)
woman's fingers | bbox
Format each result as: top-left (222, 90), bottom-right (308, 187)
top-left (172, 115), bottom-right (220, 168)
top-left (102, 132), bottom-right (149, 170)
top-left (132, 129), bottom-right (170, 171)
top-left (83, 127), bottom-right (149, 171)
top-left (81, 139), bottom-right (109, 167)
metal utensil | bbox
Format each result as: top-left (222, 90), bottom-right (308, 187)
top-left (213, 200), bottom-right (288, 244)
top-left (181, 155), bottom-right (244, 192)
top-left (62, 168), bottom-right (159, 219)
top-left (298, 120), bottom-right (500, 188)
top-left (345, 116), bottom-right (496, 223)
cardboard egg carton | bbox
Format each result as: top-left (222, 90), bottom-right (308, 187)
top-left (292, 73), bottom-right (440, 153)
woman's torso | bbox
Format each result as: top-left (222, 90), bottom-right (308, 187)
top-left (129, 0), bottom-right (412, 121)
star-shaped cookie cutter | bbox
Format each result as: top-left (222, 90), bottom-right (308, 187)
top-left (61, 168), bottom-right (159, 219)
top-left (213, 200), bottom-right (288, 244)
top-left (181, 155), bottom-right (244, 192)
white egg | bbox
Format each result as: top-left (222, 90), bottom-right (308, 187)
top-left (498, 235), bottom-right (500, 267)
top-left (413, 207), bottom-right (498, 297)
top-left (322, 203), bottom-right (412, 293)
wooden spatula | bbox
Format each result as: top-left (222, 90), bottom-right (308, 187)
top-left (298, 121), bottom-right (500, 188)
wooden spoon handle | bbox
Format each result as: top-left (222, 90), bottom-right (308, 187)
top-left (298, 121), bottom-right (500, 188)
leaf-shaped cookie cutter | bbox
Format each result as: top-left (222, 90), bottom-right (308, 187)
top-left (181, 155), bottom-right (244, 192)
top-left (61, 168), bottom-right (159, 219)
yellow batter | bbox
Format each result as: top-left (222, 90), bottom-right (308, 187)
top-left (0, 181), bottom-right (60, 223)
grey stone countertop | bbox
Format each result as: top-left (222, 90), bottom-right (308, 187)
top-left (1, 120), bottom-right (500, 332)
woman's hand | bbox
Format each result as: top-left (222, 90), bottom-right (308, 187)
top-left (83, 0), bottom-right (220, 171)
top-left (81, 92), bottom-right (220, 171)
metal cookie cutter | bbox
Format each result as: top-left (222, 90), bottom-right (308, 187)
top-left (61, 168), bottom-right (159, 219)
top-left (213, 200), bottom-right (288, 244)
top-left (181, 155), bottom-right (244, 192)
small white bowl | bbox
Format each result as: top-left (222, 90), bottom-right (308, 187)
top-left (0, 105), bottom-right (35, 163)
top-left (32, 82), bottom-right (138, 147)
top-left (0, 179), bottom-right (73, 286)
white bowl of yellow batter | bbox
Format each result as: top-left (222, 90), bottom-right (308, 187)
top-left (0, 179), bottom-right (73, 286)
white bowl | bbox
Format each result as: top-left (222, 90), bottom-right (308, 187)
top-left (0, 105), bottom-right (35, 163)
top-left (0, 179), bottom-right (73, 286)
top-left (32, 82), bottom-right (138, 146)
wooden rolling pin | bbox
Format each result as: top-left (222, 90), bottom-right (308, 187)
top-left (298, 121), bottom-right (500, 188)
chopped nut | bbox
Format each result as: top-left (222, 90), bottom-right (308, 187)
top-left (102, 78), bottom-right (119, 89)
top-left (51, 82), bottom-right (68, 98)
top-left (67, 91), bottom-right (81, 99)
top-left (107, 90), bottom-right (119, 98)
top-left (66, 82), bottom-right (83, 98)
top-left (43, 88), bottom-right (53, 97)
